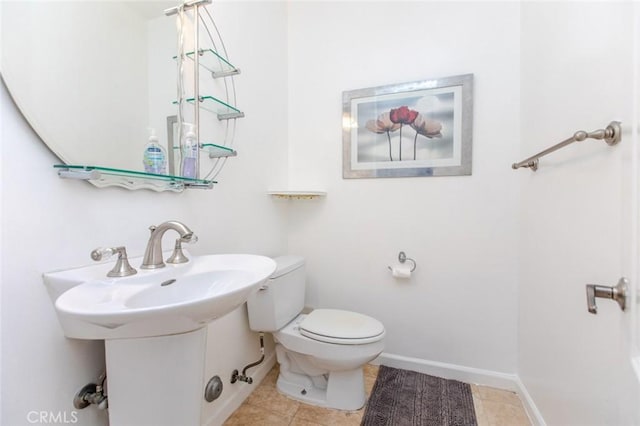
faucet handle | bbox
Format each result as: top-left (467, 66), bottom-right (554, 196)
top-left (166, 239), bottom-right (189, 265)
top-left (91, 247), bottom-right (115, 261)
top-left (182, 232), bottom-right (198, 244)
top-left (91, 246), bottom-right (137, 278)
top-left (166, 233), bottom-right (197, 265)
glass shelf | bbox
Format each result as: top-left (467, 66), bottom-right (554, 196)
top-left (173, 96), bottom-right (244, 120)
top-left (173, 49), bottom-right (241, 79)
top-left (201, 143), bottom-right (237, 159)
top-left (54, 165), bottom-right (216, 192)
top-left (171, 143), bottom-right (237, 159)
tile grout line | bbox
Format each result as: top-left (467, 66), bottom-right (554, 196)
top-left (288, 404), bottom-right (300, 425)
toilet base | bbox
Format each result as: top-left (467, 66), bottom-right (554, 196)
top-left (276, 367), bottom-right (366, 411)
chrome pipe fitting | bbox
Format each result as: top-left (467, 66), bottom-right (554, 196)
top-left (231, 333), bottom-right (265, 385)
top-left (74, 372), bottom-right (108, 410)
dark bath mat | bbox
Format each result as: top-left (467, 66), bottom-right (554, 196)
top-left (362, 365), bottom-right (477, 426)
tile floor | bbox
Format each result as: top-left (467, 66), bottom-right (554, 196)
top-left (224, 364), bottom-right (531, 426)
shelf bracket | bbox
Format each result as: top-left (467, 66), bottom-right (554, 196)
top-left (164, 0), bottom-right (211, 16)
top-left (212, 69), bottom-right (241, 79)
top-left (218, 112), bottom-right (245, 121)
top-left (57, 168), bottom-right (101, 180)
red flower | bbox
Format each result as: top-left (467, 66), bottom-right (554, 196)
top-left (389, 106), bottom-right (419, 125)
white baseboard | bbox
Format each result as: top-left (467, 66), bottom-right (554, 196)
top-left (376, 352), bottom-right (520, 390)
top-left (375, 352), bottom-right (546, 426)
top-left (514, 376), bottom-right (547, 426)
top-left (203, 352), bottom-right (276, 426)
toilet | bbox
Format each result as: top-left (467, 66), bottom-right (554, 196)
top-left (246, 255), bottom-right (385, 411)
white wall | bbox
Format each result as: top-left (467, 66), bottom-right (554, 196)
top-left (518, 2), bottom-right (640, 425)
top-left (0, 2), bottom-right (288, 425)
top-left (286, 1), bottom-right (520, 374)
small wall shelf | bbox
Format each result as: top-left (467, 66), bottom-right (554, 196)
top-left (202, 143), bottom-right (237, 159)
top-left (174, 49), bottom-right (240, 79)
top-left (171, 143), bottom-right (237, 159)
top-left (173, 96), bottom-right (244, 121)
top-left (267, 191), bottom-right (327, 200)
top-left (54, 165), bottom-right (215, 192)
top-left (169, 0), bottom-right (241, 189)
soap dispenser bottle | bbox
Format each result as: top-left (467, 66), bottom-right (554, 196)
top-left (143, 128), bottom-right (167, 175)
top-left (181, 124), bottom-right (198, 179)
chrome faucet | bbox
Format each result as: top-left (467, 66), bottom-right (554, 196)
top-left (140, 221), bottom-right (197, 269)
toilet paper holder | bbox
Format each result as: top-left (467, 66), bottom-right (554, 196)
top-left (387, 251), bottom-right (417, 272)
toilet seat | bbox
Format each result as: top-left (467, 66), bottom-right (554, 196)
top-left (299, 309), bottom-right (385, 345)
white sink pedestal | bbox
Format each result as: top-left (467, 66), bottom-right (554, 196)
top-left (105, 328), bottom-right (207, 426)
top-left (43, 253), bottom-right (277, 425)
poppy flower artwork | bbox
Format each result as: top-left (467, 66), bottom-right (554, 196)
top-left (342, 74), bottom-right (473, 179)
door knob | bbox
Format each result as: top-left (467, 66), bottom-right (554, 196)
top-left (585, 277), bottom-right (628, 314)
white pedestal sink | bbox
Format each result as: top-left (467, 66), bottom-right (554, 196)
top-left (44, 254), bottom-right (276, 426)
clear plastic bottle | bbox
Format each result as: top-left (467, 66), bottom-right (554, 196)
top-left (181, 124), bottom-right (198, 179)
top-left (142, 128), bottom-right (167, 175)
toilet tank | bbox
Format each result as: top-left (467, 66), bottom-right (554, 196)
top-left (246, 255), bottom-right (306, 332)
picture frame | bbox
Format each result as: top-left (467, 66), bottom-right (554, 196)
top-left (342, 74), bottom-right (473, 179)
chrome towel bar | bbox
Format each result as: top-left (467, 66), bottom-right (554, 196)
top-left (512, 121), bottom-right (622, 171)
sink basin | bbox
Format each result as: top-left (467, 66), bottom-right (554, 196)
top-left (44, 254), bottom-right (276, 339)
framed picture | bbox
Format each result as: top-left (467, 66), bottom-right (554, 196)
top-left (342, 74), bottom-right (473, 178)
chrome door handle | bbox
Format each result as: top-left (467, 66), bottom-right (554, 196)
top-left (585, 277), bottom-right (628, 314)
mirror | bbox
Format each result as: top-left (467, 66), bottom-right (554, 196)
top-left (1, 1), bottom-right (237, 184)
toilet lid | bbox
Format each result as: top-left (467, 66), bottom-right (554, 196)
top-left (299, 309), bottom-right (385, 345)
